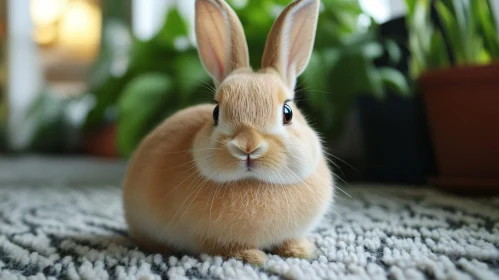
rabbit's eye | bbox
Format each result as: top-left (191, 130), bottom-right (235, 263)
top-left (283, 103), bottom-right (293, 125)
top-left (213, 105), bottom-right (220, 126)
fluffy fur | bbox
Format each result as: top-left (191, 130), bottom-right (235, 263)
top-left (123, 0), bottom-right (334, 265)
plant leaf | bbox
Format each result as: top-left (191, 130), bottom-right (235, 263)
top-left (172, 52), bottom-right (212, 107)
top-left (362, 42), bottom-right (384, 59)
top-left (384, 39), bottom-right (402, 64)
top-left (472, 0), bottom-right (499, 59)
top-left (117, 73), bottom-right (172, 156)
top-left (152, 8), bottom-right (189, 50)
top-left (429, 31), bottom-right (451, 69)
top-left (378, 67), bottom-right (410, 96)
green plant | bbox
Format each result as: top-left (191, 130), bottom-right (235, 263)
top-left (405, 0), bottom-right (499, 79)
top-left (301, 25), bottom-right (409, 140)
top-left (84, 7), bottom-right (211, 156)
top-left (229, 0), bottom-right (364, 68)
top-left (25, 88), bottom-right (90, 153)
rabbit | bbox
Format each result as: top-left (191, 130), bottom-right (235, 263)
top-left (123, 0), bottom-right (334, 265)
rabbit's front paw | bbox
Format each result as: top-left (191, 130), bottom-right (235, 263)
top-left (272, 238), bottom-right (317, 260)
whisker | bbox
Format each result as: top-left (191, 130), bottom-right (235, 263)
top-left (215, 182), bottom-right (230, 223)
top-left (295, 62), bottom-right (330, 90)
top-left (159, 149), bottom-right (220, 173)
top-left (281, 142), bottom-right (355, 177)
top-left (330, 208), bottom-right (351, 225)
top-left (332, 183), bottom-right (351, 198)
top-left (160, 154), bottom-right (216, 199)
top-left (198, 134), bottom-right (226, 146)
top-left (271, 169), bottom-right (291, 229)
top-left (177, 79), bottom-right (216, 94)
top-left (206, 170), bottom-right (225, 228)
top-left (176, 174), bottom-right (214, 228)
top-left (160, 165), bottom-right (201, 201)
top-left (208, 182), bottom-right (221, 228)
top-left (284, 158), bottom-right (346, 201)
top-left (160, 147), bottom-right (222, 156)
top-left (279, 162), bottom-right (351, 225)
top-left (162, 172), bottom-right (208, 241)
top-left (282, 163), bottom-right (322, 201)
top-left (322, 150), bottom-right (358, 173)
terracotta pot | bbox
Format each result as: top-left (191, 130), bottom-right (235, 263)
top-left (418, 63), bottom-right (499, 190)
top-left (83, 124), bottom-right (119, 158)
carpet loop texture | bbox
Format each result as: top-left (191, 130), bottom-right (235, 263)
top-left (0, 184), bottom-right (498, 280)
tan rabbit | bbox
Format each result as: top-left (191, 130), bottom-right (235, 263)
top-left (123, 0), bottom-right (334, 265)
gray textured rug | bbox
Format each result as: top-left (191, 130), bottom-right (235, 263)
top-left (0, 157), bottom-right (498, 280)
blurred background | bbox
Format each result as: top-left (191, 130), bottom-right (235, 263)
top-left (1, 0), bottom-right (498, 188)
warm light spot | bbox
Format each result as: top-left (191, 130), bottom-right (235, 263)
top-left (30, 0), bottom-right (68, 25)
top-left (57, 0), bottom-right (102, 60)
top-left (33, 25), bottom-right (58, 45)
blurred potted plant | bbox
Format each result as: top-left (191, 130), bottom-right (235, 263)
top-left (25, 88), bottom-right (90, 154)
top-left (83, 5), bottom-right (210, 157)
top-left (300, 5), bottom-right (412, 182)
top-left (355, 15), bottom-right (436, 184)
top-left (301, 4), bottom-right (409, 143)
top-left (81, 0), bottom-right (133, 157)
top-left (406, 0), bottom-right (499, 189)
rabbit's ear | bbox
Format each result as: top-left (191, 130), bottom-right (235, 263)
top-left (195, 0), bottom-right (250, 87)
top-left (261, 0), bottom-right (320, 93)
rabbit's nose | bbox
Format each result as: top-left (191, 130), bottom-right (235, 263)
top-left (228, 127), bottom-right (268, 160)
top-left (228, 140), bottom-right (268, 160)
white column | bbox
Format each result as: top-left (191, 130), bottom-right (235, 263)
top-left (389, 0), bottom-right (407, 19)
top-left (132, 0), bottom-right (197, 44)
top-left (7, 0), bottom-right (43, 150)
top-left (132, 0), bottom-right (171, 40)
top-left (361, 0), bottom-right (392, 23)
top-left (491, 0), bottom-right (499, 34)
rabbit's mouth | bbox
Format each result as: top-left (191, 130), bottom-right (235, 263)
top-left (245, 155), bottom-right (253, 171)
